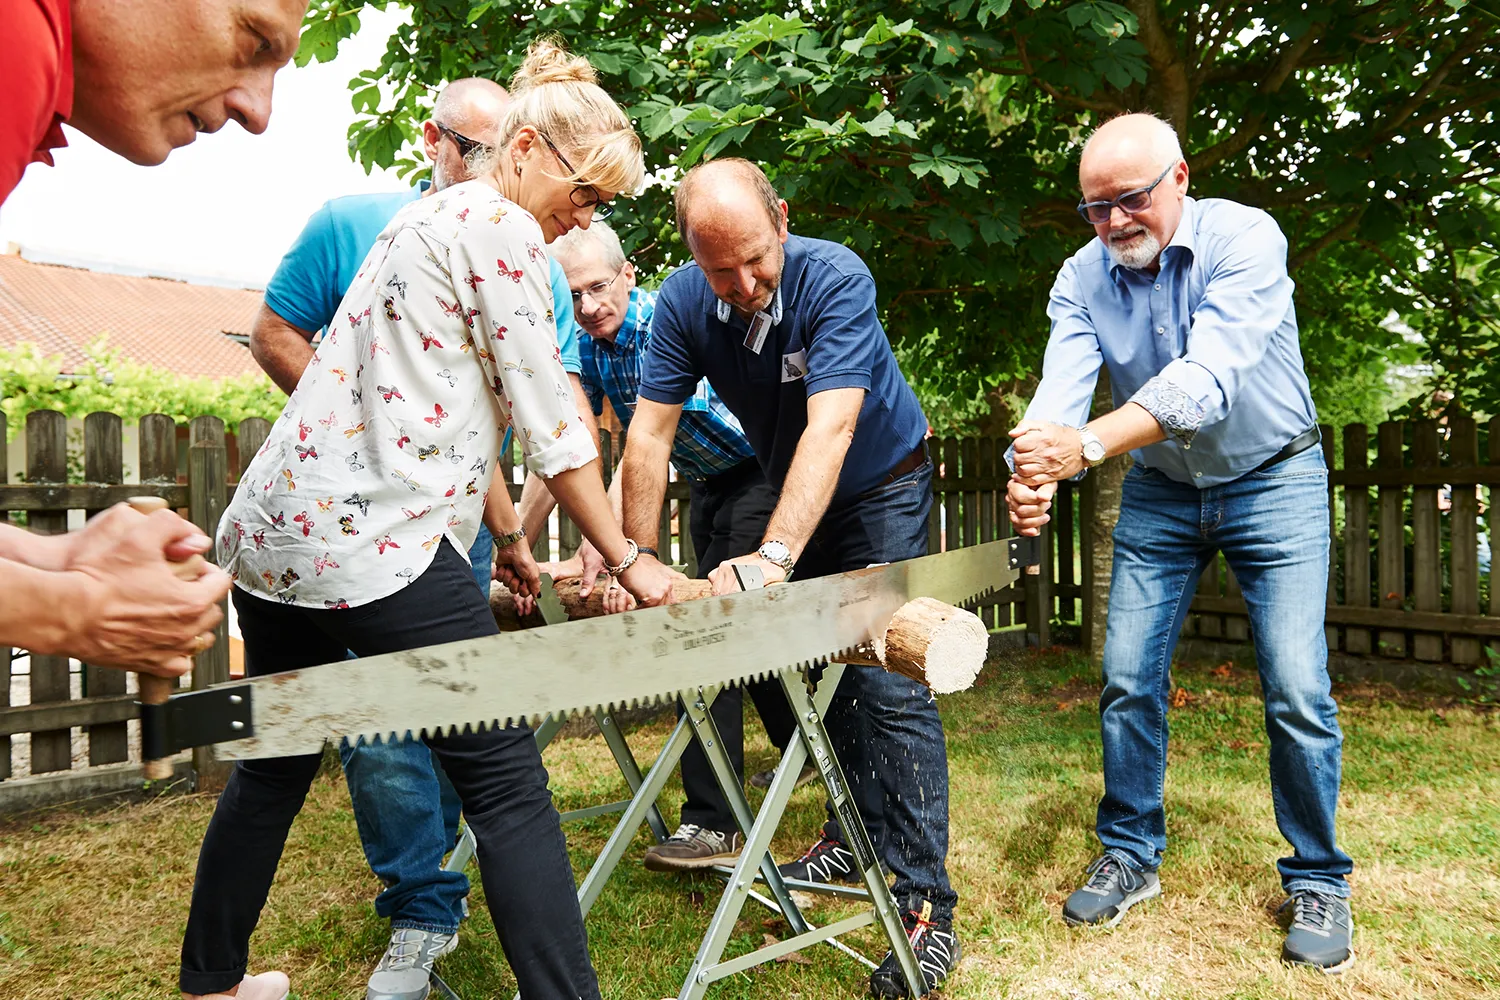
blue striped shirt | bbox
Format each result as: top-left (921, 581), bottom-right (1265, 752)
top-left (577, 288), bottom-right (754, 481)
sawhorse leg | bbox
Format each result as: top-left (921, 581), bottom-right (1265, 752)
top-left (673, 664), bottom-right (924, 999)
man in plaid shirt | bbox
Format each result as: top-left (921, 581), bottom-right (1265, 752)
top-left (547, 221), bottom-right (797, 872)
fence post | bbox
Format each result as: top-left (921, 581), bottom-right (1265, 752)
top-left (978, 438), bottom-right (997, 628)
top-left (1412, 421), bottom-right (1443, 662)
top-left (942, 437), bottom-right (960, 552)
top-left (1024, 526), bottom-right (1051, 649)
top-left (1376, 421), bottom-right (1407, 658)
top-left (83, 412), bottom-right (129, 767)
top-left (189, 416), bottom-right (231, 789)
top-left (1322, 424), bottom-right (1338, 651)
top-left (1342, 424), bottom-right (1372, 655)
top-left (26, 410), bottom-right (71, 775)
top-left (1449, 417), bottom-right (1481, 666)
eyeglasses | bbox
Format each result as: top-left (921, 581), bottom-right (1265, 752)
top-left (539, 132), bottom-right (614, 219)
top-left (570, 265), bottom-right (627, 306)
top-left (436, 123), bottom-right (488, 160)
top-left (1076, 162), bottom-right (1176, 225)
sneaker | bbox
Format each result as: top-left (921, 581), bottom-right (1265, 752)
top-left (191, 972), bottom-right (290, 1000)
top-left (1278, 890), bottom-right (1355, 973)
top-left (778, 831), bottom-right (862, 885)
top-left (643, 823), bottom-right (744, 872)
top-left (869, 898), bottom-right (961, 998)
top-left (366, 928), bottom-right (458, 1000)
top-left (748, 762), bottom-right (818, 789)
top-left (1061, 854), bottom-right (1161, 928)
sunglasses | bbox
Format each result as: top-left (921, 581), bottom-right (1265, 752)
top-left (539, 132), bottom-right (614, 220)
top-left (435, 123), bottom-right (488, 160)
top-left (1076, 162), bottom-right (1176, 225)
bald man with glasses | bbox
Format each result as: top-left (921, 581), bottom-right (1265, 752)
top-left (247, 77), bottom-right (597, 1000)
top-left (1007, 113), bottom-right (1353, 973)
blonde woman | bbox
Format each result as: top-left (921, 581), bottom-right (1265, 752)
top-left (179, 41), bottom-right (676, 1000)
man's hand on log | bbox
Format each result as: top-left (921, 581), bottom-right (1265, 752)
top-left (59, 503), bottom-right (230, 677)
top-left (617, 552), bottom-right (677, 608)
top-left (1007, 477), bottom-right (1058, 536)
top-left (1009, 420), bottom-right (1084, 485)
top-left (494, 533), bottom-right (542, 616)
top-left (708, 552), bottom-right (787, 595)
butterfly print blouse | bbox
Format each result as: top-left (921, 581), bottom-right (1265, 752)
top-left (218, 180), bottom-right (596, 608)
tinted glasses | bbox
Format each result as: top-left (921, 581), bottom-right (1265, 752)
top-left (1076, 162), bottom-right (1176, 225)
top-left (436, 123), bottom-right (487, 160)
top-left (539, 133), bottom-right (614, 219)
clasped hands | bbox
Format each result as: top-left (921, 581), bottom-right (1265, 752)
top-left (1007, 420), bottom-right (1086, 537)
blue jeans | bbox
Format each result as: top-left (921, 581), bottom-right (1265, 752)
top-left (335, 526), bottom-right (493, 932)
top-left (1098, 447), bottom-right (1352, 897)
top-left (795, 459), bottom-right (957, 917)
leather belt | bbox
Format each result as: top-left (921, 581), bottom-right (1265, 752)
top-left (1252, 427), bottom-right (1321, 474)
top-left (881, 439), bottom-right (930, 485)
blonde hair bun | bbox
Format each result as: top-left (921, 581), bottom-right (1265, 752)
top-left (512, 37), bottom-right (599, 90)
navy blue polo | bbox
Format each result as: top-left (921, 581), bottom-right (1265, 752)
top-left (639, 234), bottom-right (928, 501)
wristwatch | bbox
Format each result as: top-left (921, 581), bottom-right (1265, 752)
top-left (1079, 427), bottom-right (1108, 467)
top-left (757, 540), bottom-right (795, 576)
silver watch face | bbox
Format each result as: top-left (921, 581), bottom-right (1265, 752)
top-left (1083, 439), bottom-right (1107, 463)
top-left (759, 541), bottom-right (792, 568)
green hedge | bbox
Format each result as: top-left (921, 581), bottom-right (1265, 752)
top-left (0, 340), bottom-right (284, 439)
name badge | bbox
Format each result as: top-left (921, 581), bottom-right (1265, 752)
top-left (743, 311), bottom-right (772, 354)
top-left (781, 349), bottom-right (807, 382)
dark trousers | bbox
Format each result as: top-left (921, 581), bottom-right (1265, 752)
top-left (179, 540), bottom-right (599, 1000)
top-left (796, 459), bottom-right (957, 916)
top-left (677, 460), bottom-right (798, 832)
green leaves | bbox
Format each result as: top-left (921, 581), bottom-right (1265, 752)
top-left (295, 0), bottom-right (364, 68)
top-left (910, 146), bottom-right (987, 188)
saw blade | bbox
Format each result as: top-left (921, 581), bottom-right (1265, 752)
top-left (212, 540), bottom-right (1013, 760)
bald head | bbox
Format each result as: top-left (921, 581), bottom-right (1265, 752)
top-left (1077, 113), bottom-right (1189, 272)
top-left (424, 77), bottom-right (510, 192)
top-left (674, 159), bottom-right (789, 318)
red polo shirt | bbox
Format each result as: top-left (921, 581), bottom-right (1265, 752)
top-left (1, 0), bottom-right (73, 205)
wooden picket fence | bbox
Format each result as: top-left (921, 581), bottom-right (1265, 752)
top-left (0, 411), bottom-right (1070, 814)
top-left (1182, 419), bottom-right (1498, 670)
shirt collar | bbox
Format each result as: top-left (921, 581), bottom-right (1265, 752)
top-left (715, 284), bottom-right (783, 326)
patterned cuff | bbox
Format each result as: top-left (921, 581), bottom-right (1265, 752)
top-left (1130, 375), bottom-right (1205, 447)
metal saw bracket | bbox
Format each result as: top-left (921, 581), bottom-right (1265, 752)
top-left (139, 684), bottom-right (254, 761)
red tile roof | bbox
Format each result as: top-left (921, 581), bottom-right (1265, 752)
top-left (0, 251), bottom-right (264, 378)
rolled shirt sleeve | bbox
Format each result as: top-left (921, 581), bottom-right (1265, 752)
top-left (1127, 214), bottom-right (1293, 447)
top-left (264, 202), bottom-right (343, 335)
top-left (451, 218), bottom-right (596, 477)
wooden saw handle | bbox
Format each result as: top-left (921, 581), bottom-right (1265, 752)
top-left (128, 495), bottom-right (208, 780)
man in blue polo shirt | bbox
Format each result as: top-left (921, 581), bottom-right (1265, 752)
top-left (618, 159), bottom-right (957, 999)
top-left (547, 220), bottom-right (799, 874)
top-left (248, 77), bottom-right (595, 1000)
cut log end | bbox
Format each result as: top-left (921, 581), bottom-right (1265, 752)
top-left (882, 597), bottom-right (989, 694)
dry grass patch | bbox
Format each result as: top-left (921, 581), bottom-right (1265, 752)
top-left (1, 649), bottom-right (1497, 999)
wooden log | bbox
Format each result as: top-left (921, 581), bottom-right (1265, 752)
top-left (882, 598), bottom-right (989, 694)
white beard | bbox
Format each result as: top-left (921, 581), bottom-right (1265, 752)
top-left (1105, 225), bottom-right (1162, 270)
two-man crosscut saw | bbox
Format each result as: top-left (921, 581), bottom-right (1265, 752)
top-left (140, 536), bottom-right (1040, 762)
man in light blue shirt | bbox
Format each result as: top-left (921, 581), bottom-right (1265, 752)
top-left (247, 77), bottom-right (595, 1000)
top-left (1007, 114), bottom-right (1353, 973)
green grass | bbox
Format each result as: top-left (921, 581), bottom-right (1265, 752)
top-left (1, 650), bottom-right (1498, 999)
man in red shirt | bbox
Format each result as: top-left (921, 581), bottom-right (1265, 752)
top-left (1, 0), bottom-right (308, 203)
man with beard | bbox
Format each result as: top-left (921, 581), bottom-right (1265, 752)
top-left (1006, 113), bottom-right (1353, 973)
top-left (617, 158), bottom-right (960, 999)
top-left (248, 77), bottom-right (596, 1000)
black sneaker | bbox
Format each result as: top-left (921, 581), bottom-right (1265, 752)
top-left (1061, 854), bottom-right (1161, 928)
top-left (778, 831), bottom-right (862, 885)
top-left (643, 824), bottom-right (743, 872)
top-left (869, 898), bottom-right (961, 998)
top-left (1278, 890), bottom-right (1354, 973)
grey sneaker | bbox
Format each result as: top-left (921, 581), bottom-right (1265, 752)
top-left (1062, 855), bottom-right (1161, 928)
top-left (1278, 890), bottom-right (1355, 973)
top-left (365, 928), bottom-right (458, 1000)
top-left (748, 762), bottom-right (818, 789)
top-left (643, 823), bottom-right (744, 872)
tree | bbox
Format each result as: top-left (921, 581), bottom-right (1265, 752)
top-left (301, 0), bottom-right (1495, 428)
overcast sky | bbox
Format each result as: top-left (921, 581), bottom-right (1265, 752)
top-left (0, 7), bottom-right (412, 290)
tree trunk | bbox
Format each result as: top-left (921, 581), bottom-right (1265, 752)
top-left (1081, 371), bottom-right (1130, 667)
